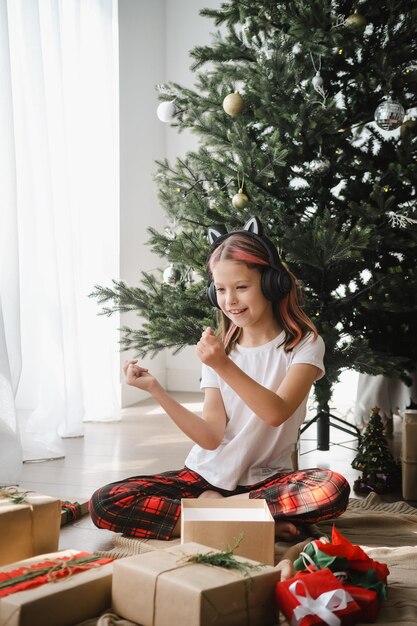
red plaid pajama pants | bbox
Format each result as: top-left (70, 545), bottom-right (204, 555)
top-left (89, 467), bottom-right (350, 540)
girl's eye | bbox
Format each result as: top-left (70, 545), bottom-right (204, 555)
top-left (237, 285), bottom-right (247, 290)
top-left (215, 287), bottom-right (225, 293)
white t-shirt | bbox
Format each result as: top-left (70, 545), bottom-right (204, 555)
top-left (185, 332), bottom-right (325, 490)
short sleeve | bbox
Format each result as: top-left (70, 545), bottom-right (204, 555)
top-left (290, 333), bottom-right (325, 381)
top-left (200, 363), bottom-right (220, 389)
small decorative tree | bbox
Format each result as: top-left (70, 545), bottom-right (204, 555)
top-left (351, 406), bottom-right (401, 494)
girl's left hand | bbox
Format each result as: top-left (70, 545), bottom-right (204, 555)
top-left (196, 327), bottom-right (227, 369)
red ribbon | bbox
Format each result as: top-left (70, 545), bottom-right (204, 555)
top-left (0, 552), bottom-right (114, 598)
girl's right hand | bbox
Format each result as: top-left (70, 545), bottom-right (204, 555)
top-left (123, 359), bottom-right (157, 393)
top-left (196, 327), bottom-right (227, 369)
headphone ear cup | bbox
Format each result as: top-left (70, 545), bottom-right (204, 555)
top-left (207, 282), bottom-right (220, 308)
top-left (261, 268), bottom-right (292, 301)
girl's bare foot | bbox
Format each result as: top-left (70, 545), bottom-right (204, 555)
top-left (198, 490), bottom-right (224, 499)
top-left (275, 558), bottom-right (294, 581)
top-left (275, 521), bottom-right (300, 542)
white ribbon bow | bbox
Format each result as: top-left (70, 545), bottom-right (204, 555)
top-left (289, 578), bottom-right (353, 626)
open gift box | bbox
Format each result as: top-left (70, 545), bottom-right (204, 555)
top-left (181, 498), bottom-right (275, 565)
top-left (112, 541), bottom-right (280, 626)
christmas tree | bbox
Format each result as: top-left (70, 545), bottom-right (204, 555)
top-left (351, 406), bottom-right (401, 493)
top-left (92, 1), bottom-right (417, 447)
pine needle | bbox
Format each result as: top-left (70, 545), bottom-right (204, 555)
top-left (185, 533), bottom-right (264, 578)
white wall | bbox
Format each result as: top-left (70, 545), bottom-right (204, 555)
top-left (118, 0), bottom-right (221, 403)
top-left (164, 0), bottom-right (222, 391)
top-left (119, 0), bottom-right (166, 405)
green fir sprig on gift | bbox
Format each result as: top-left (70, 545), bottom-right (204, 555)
top-left (185, 534), bottom-right (264, 577)
top-left (0, 486), bottom-right (30, 504)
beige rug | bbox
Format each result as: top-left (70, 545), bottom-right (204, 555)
top-left (90, 493), bottom-right (417, 626)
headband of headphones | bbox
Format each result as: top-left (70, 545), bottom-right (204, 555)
top-left (206, 217), bottom-right (292, 307)
top-left (207, 216), bottom-right (281, 269)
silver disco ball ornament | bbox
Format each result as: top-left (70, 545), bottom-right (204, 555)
top-left (374, 96), bottom-right (405, 131)
top-left (163, 263), bottom-right (181, 285)
top-left (309, 157), bottom-right (331, 176)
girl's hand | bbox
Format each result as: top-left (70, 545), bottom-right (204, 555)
top-left (123, 359), bottom-right (157, 393)
top-left (196, 327), bottom-right (227, 369)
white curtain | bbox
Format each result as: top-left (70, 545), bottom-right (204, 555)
top-left (0, 0), bottom-right (120, 480)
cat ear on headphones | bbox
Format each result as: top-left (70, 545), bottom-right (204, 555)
top-left (243, 216), bottom-right (264, 236)
top-left (207, 224), bottom-right (228, 245)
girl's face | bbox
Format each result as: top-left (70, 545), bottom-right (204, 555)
top-left (211, 260), bottom-right (276, 333)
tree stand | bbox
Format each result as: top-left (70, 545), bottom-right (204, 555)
top-left (300, 409), bottom-right (362, 451)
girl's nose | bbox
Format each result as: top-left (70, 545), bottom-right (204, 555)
top-left (226, 290), bottom-right (237, 305)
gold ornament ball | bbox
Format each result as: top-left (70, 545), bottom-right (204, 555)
top-left (223, 92), bottom-right (244, 116)
top-left (232, 189), bottom-right (249, 209)
top-left (345, 11), bottom-right (367, 31)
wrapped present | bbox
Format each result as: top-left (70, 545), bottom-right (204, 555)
top-left (0, 503), bottom-right (32, 568)
top-left (60, 498), bottom-right (90, 526)
top-left (0, 549), bottom-right (114, 626)
top-left (343, 585), bottom-right (380, 623)
top-left (294, 527), bottom-right (389, 600)
top-left (0, 488), bottom-right (61, 566)
top-left (112, 541), bottom-right (280, 626)
top-left (275, 567), bottom-right (361, 626)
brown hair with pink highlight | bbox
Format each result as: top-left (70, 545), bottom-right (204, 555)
top-left (208, 233), bottom-right (318, 354)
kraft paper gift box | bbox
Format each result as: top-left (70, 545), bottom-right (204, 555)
top-left (0, 504), bottom-right (33, 567)
top-left (0, 549), bottom-right (113, 626)
top-left (401, 411), bottom-right (417, 500)
top-left (0, 490), bottom-right (61, 566)
top-left (181, 498), bottom-right (275, 566)
top-left (111, 541), bottom-right (281, 626)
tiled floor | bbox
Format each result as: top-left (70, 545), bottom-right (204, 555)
top-left (16, 391), bottom-right (406, 554)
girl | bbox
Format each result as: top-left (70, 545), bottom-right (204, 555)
top-left (90, 217), bottom-right (350, 543)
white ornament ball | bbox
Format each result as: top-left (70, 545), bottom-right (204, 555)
top-left (292, 43), bottom-right (302, 55)
top-left (309, 157), bottom-right (331, 176)
top-left (157, 100), bottom-right (177, 123)
top-left (374, 97), bottom-right (405, 131)
top-left (163, 264), bottom-right (181, 285)
top-left (312, 72), bottom-right (323, 90)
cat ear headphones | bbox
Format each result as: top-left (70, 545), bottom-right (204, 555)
top-left (207, 216), bottom-right (292, 308)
